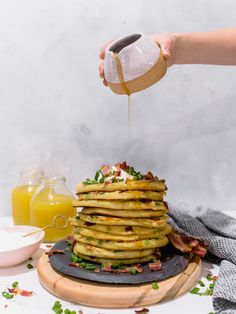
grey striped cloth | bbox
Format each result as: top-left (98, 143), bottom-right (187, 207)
top-left (167, 203), bottom-right (236, 314)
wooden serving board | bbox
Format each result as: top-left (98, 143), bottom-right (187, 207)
top-left (37, 253), bottom-right (201, 308)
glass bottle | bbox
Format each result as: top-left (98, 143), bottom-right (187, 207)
top-left (12, 170), bottom-right (44, 225)
top-left (30, 176), bottom-right (76, 242)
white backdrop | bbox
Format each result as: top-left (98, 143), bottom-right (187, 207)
top-left (0, 0), bottom-right (236, 216)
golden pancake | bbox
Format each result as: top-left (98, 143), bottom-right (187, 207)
top-left (73, 199), bottom-right (168, 211)
top-left (76, 179), bottom-right (167, 193)
top-left (79, 213), bottom-right (168, 228)
top-left (70, 218), bottom-right (168, 235)
top-left (78, 190), bottom-right (165, 201)
top-left (73, 224), bottom-right (172, 241)
top-left (74, 241), bottom-right (154, 259)
top-left (75, 234), bottom-right (169, 250)
top-left (81, 207), bottom-right (167, 218)
top-left (74, 252), bottom-right (158, 265)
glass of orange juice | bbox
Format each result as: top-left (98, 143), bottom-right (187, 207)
top-left (12, 170), bottom-right (44, 225)
top-left (30, 176), bottom-right (77, 243)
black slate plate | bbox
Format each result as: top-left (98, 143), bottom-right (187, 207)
top-left (48, 240), bottom-right (191, 285)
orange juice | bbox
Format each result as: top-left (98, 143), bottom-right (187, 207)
top-left (12, 170), bottom-right (43, 225)
top-left (30, 177), bottom-right (76, 242)
top-left (12, 185), bottom-right (38, 225)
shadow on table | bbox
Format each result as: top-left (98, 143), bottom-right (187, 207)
top-left (0, 248), bottom-right (45, 276)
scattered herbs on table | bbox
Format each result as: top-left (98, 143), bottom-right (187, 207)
top-left (52, 300), bottom-right (77, 314)
top-left (27, 263), bottom-right (34, 269)
top-left (2, 292), bottom-right (14, 299)
top-left (12, 281), bottom-right (19, 288)
top-left (190, 273), bottom-right (218, 296)
top-left (1, 282), bottom-right (33, 299)
top-left (151, 282), bottom-right (159, 290)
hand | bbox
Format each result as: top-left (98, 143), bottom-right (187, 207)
top-left (99, 33), bottom-right (176, 86)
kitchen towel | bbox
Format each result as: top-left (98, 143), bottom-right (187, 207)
top-left (168, 204), bottom-right (236, 314)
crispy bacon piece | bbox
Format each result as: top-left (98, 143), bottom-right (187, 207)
top-left (46, 249), bottom-right (65, 256)
top-left (69, 262), bottom-right (81, 267)
top-left (168, 230), bottom-right (208, 257)
top-left (65, 235), bottom-right (75, 241)
top-left (143, 171), bottom-right (154, 180)
top-left (100, 165), bottom-right (112, 176)
top-left (8, 288), bottom-right (33, 297)
top-left (133, 264), bottom-right (143, 273)
top-left (117, 161), bottom-right (129, 171)
top-left (148, 260), bottom-right (162, 271)
top-left (135, 308), bottom-right (149, 314)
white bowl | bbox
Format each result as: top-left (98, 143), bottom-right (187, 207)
top-left (0, 225), bottom-right (45, 268)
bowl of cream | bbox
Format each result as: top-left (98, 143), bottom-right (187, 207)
top-left (0, 226), bottom-right (45, 267)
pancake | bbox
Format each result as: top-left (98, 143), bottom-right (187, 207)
top-left (73, 224), bottom-right (172, 241)
top-left (74, 199), bottom-right (168, 211)
top-left (81, 207), bottom-right (168, 218)
top-left (74, 241), bottom-right (154, 259)
top-left (74, 252), bottom-right (158, 265)
top-left (78, 190), bottom-right (165, 201)
top-left (70, 218), bottom-right (168, 235)
top-left (79, 213), bottom-right (168, 228)
top-left (76, 179), bottom-right (167, 193)
top-left (74, 234), bottom-right (169, 250)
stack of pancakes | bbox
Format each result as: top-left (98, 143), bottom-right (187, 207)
top-left (71, 170), bottom-right (172, 266)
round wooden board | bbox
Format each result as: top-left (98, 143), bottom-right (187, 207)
top-left (37, 253), bottom-right (201, 308)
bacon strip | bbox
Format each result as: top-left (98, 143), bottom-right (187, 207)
top-left (8, 288), bottom-right (33, 297)
top-left (148, 260), bottom-right (162, 271)
top-left (100, 165), bottom-right (111, 176)
top-left (168, 230), bottom-right (208, 257)
top-left (46, 249), bottom-right (65, 256)
top-left (135, 308), bottom-right (149, 314)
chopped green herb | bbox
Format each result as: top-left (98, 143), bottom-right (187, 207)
top-left (82, 179), bottom-right (98, 185)
top-left (80, 262), bottom-right (86, 268)
top-left (111, 264), bottom-right (123, 269)
top-left (198, 280), bottom-right (205, 287)
top-left (190, 287), bottom-right (200, 294)
top-left (70, 253), bottom-right (82, 263)
top-left (12, 281), bottom-right (19, 288)
top-left (129, 267), bottom-right (137, 275)
top-left (99, 177), bottom-right (105, 183)
top-left (207, 274), bottom-right (212, 281)
top-left (2, 292), bottom-right (14, 299)
top-left (95, 171), bottom-right (100, 181)
top-left (27, 263), bottom-right (33, 269)
top-left (97, 240), bottom-right (103, 245)
top-left (85, 264), bottom-right (96, 271)
top-left (64, 309), bottom-right (76, 314)
top-left (52, 301), bottom-right (63, 314)
top-left (209, 283), bottom-right (215, 289)
top-left (144, 239), bottom-right (151, 246)
top-left (151, 282), bottom-right (159, 290)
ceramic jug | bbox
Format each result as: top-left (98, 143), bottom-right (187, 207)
top-left (104, 33), bottom-right (167, 95)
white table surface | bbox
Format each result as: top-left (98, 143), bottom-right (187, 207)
top-left (1, 211), bottom-right (235, 314)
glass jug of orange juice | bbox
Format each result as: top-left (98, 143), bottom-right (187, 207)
top-left (12, 170), bottom-right (44, 225)
top-left (30, 176), bottom-right (76, 242)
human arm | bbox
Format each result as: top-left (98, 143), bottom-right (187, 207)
top-left (99, 28), bottom-right (236, 85)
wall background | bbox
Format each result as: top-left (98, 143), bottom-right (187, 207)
top-left (0, 0), bottom-right (236, 216)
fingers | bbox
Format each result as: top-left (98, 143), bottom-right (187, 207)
top-left (99, 44), bottom-right (106, 60)
top-left (99, 62), bottom-right (108, 86)
top-left (99, 63), bottom-right (104, 78)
